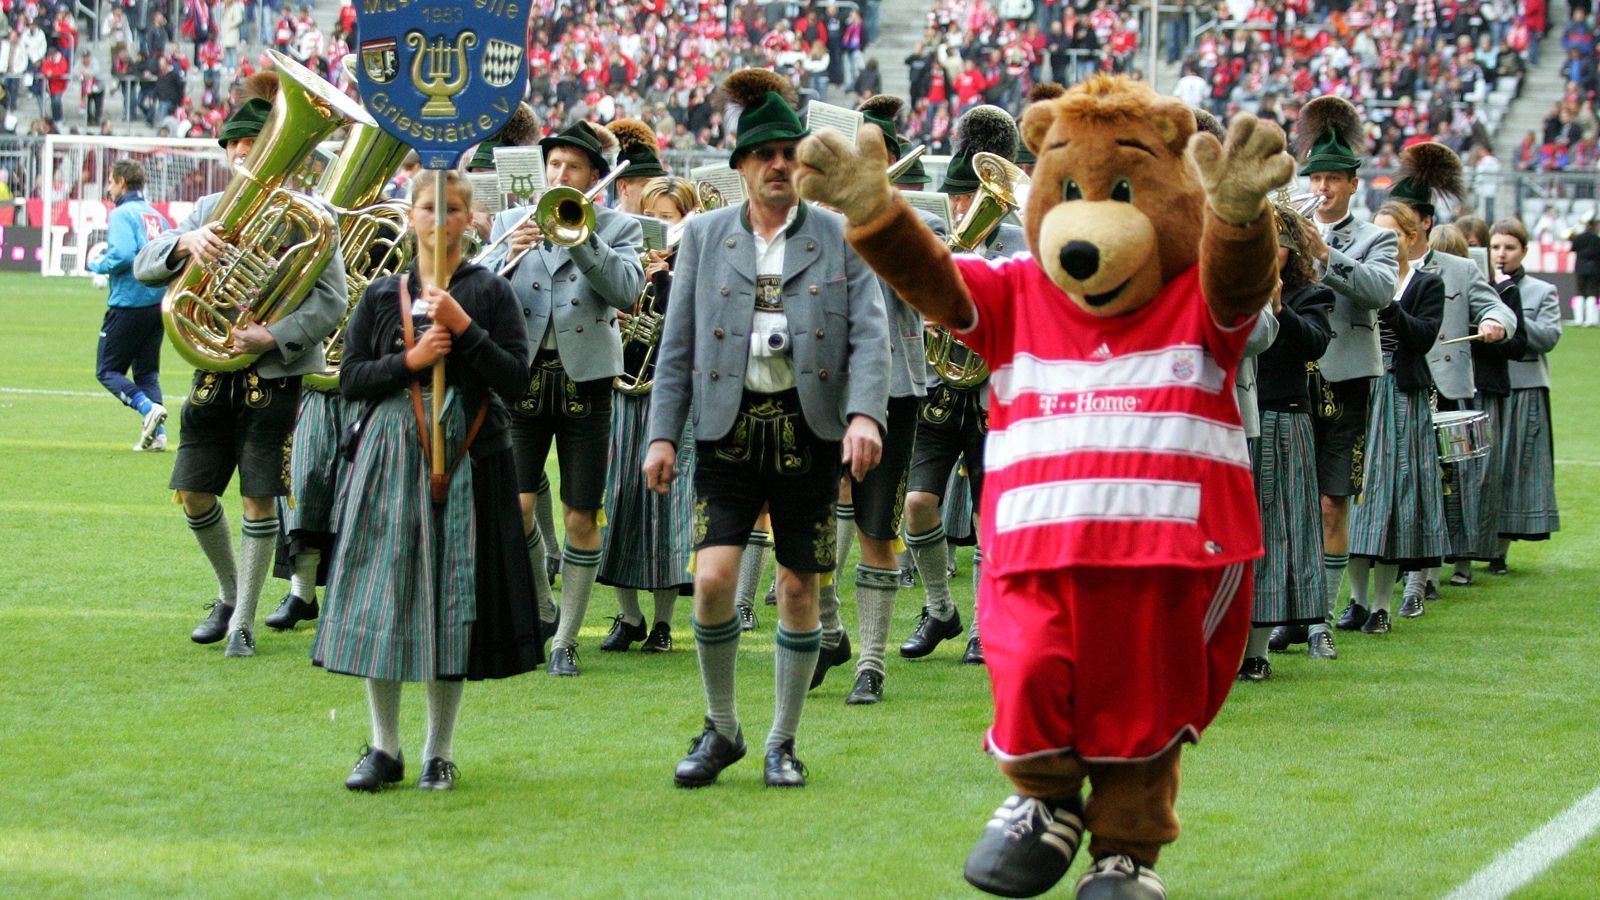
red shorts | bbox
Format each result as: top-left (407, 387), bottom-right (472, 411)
top-left (981, 563), bottom-right (1252, 762)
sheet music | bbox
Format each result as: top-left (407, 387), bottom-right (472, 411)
top-left (467, 173), bottom-right (504, 214)
top-left (631, 214), bottom-right (669, 252)
top-left (494, 146), bottom-right (546, 204)
top-left (902, 191), bottom-right (953, 229)
top-left (690, 163), bottom-right (746, 205)
top-left (1469, 246), bottom-right (1490, 280)
top-left (805, 101), bottom-right (864, 143)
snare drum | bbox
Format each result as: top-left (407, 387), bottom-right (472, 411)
top-left (1433, 410), bottom-right (1491, 463)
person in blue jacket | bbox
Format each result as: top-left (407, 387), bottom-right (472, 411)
top-left (88, 158), bottom-right (172, 450)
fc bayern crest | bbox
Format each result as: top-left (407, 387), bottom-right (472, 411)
top-left (354, 0), bottom-right (531, 170)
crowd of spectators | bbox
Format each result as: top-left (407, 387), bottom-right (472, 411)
top-left (1516, 1), bottom-right (1600, 173)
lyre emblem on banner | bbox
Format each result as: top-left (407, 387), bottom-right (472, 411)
top-left (407, 31), bottom-right (477, 117)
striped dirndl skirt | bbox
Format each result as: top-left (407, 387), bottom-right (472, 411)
top-left (287, 388), bottom-right (352, 537)
top-left (1252, 410), bottom-right (1326, 626)
top-left (942, 466), bottom-right (976, 545)
top-left (1350, 372), bottom-right (1448, 568)
top-left (1443, 394), bottom-right (1507, 560)
top-left (598, 391), bottom-right (695, 590)
top-left (313, 388), bottom-right (476, 682)
top-left (1498, 387), bottom-right (1560, 539)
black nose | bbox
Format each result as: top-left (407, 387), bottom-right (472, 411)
top-left (1058, 241), bottom-right (1100, 281)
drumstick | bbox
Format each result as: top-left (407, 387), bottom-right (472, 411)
top-left (1441, 334), bottom-right (1484, 345)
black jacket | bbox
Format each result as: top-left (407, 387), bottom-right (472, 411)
top-left (1571, 230), bottom-right (1600, 276)
top-left (1470, 278), bottom-right (1529, 398)
top-left (1380, 268), bottom-right (1446, 393)
top-left (341, 262), bottom-right (530, 459)
top-left (1258, 283), bottom-right (1334, 412)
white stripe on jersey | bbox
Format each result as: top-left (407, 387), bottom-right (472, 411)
top-left (990, 346), bottom-right (1228, 404)
top-left (985, 411), bottom-right (1251, 471)
top-left (994, 479), bottom-right (1202, 533)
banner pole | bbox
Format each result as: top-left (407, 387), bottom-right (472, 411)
top-left (431, 168), bottom-right (447, 483)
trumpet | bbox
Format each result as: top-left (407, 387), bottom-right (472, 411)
top-left (886, 144), bottom-right (927, 182)
top-left (926, 151), bottom-right (1030, 389)
top-left (497, 161), bottom-right (632, 276)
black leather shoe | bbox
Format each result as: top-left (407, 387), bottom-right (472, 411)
top-left (1309, 629), bottom-right (1338, 660)
top-left (898, 567), bottom-right (916, 589)
top-left (1335, 603), bottom-right (1368, 631)
top-left (1423, 579), bottom-right (1440, 601)
top-left (846, 669), bottom-right (884, 705)
top-left (737, 602), bottom-right (757, 632)
top-left (1267, 624), bottom-right (1307, 652)
top-left (640, 622), bottom-right (673, 653)
top-left (946, 556), bottom-right (958, 578)
top-left (899, 607), bottom-right (963, 659)
top-left (417, 757), bottom-right (458, 790)
top-left (547, 645), bottom-right (579, 676)
top-left (1236, 657), bottom-right (1270, 682)
top-left (673, 718), bottom-right (746, 788)
top-left (763, 581), bottom-right (777, 606)
top-left (345, 746), bottom-right (404, 792)
top-left (1398, 592), bottom-right (1426, 619)
top-left (1361, 608), bottom-right (1391, 634)
top-left (963, 794), bottom-right (1085, 898)
top-left (265, 593), bottom-right (319, 631)
top-left (1488, 557), bottom-right (1509, 575)
top-left (223, 627), bottom-right (255, 658)
top-left (191, 600), bottom-right (234, 644)
top-left (599, 615), bottom-right (647, 651)
top-left (809, 633), bottom-right (851, 690)
top-left (763, 739), bottom-right (808, 787)
top-left (539, 613), bottom-right (561, 647)
top-left (961, 635), bottom-right (985, 665)
top-left (545, 555), bottom-right (561, 586)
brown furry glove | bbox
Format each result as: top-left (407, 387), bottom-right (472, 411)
top-left (795, 123), bottom-right (896, 227)
top-left (1187, 114), bottom-right (1295, 227)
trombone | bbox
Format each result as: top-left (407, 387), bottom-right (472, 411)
top-left (495, 160), bottom-right (632, 276)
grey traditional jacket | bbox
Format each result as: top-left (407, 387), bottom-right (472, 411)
top-left (1315, 213), bottom-right (1398, 382)
top-left (486, 204), bottom-right (645, 383)
top-left (1236, 309), bottom-right (1279, 440)
top-left (1417, 249), bottom-right (1518, 400)
top-left (878, 208), bottom-right (948, 399)
top-left (134, 192), bottom-right (347, 379)
top-left (1508, 272), bottom-right (1561, 390)
top-left (648, 201), bottom-right (890, 445)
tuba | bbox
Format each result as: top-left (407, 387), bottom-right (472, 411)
top-left (162, 51), bottom-right (373, 371)
top-left (926, 151), bottom-right (1030, 389)
top-left (301, 119), bottom-right (414, 391)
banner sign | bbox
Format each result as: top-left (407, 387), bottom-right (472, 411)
top-left (354, 0), bottom-right (532, 170)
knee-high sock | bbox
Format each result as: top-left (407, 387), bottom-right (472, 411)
top-left (552, 543), bottom-right (601, 649)
top-left (366, 678), bottom-right (402, 756)
top-left (735, 531), bottom-right (772, 610)
top-left (525, 529), bottom-right (556, 621)
top-left (1347, 556), bottom-right (1372, 609)
top-left (819, 579), bottom-right (843, 650)
top-left (1245, 626), bottom-right (1272, 659)
top-left (906, 525), bottom-right (955, 619)
top-left (651, 588), bottom-right (678, 626)
top-left (769, 625), bottom-right (822, 751)
top-left (1372, 563), bottom-right (1401, 613)
top-left (1454, 558), bottom-right (1473, 577)
top-left (1322, 552), bottom-right (1349, 623)
top-left (534, 490), bottom-right (559, 566)
top-left (970, 546), bottom-right (983, 640)
top-left (833, 503), bottom-right (857, 585)
top-left (186, 502), bottom-right (237, 605)
top-left (229, 515), bottom-right (279, 632)
top-left (1496, 537), bottom-right (1511, 560)
top-left (854, 564), bottom-right (900, 676)
top-left (1404, 570), bottom-right (1424, 597)
top-left (423, 679), bottom-right (463, 762)
top-left (616, 588), bottom-right (643, 625)
top-left (290, 549), bottom-right (320, 600)
top-left (693, 615), bottom-right (741, 738)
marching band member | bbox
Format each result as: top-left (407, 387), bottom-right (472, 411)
top-left (1384, 144), bottom-right (1516, 610)
top-left (595, 131), bottom-right (693, 654)
top-left (90, 159), bottom-right (173, 453)
top-left (812, 94), bottom-right (945, 705)
top-left (316, 170), bottom-right (539, 792)
top-left (1488, 220), bottom-right (1563, 572)
top-left (1339, 201), bottom-right (1446, 634)
top-left (1290, 96), bottom-right (1399, 649)
top-left (134, 72), bottom-right (347, 657)
top-left (644, 68), bottom-right (890, 788)
top-left (485, 121), bottom-right (646, 676)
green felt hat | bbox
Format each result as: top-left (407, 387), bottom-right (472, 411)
top-left (731, 91), bottom-right (809, 167)
top-left (619, 141), bottom-right (667, 179)
top-left (468, 137), bottom-right (502, 172)
top-left (1387, 176), bottom-right (1433, 215)
top-left (862, 112), bottom-right (900, 159)
top-left (541, 121), bottom-right (610, 176)
top-left (940, 147), bottom-right (979, 194)
top-left (1015, 139), bottom-right (1036, 167)
top-left (1298, 129), bottom-right (1361, 175)
top-left (217, 97), bottom-right (272, 148)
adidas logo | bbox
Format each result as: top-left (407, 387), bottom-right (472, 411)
top-left (1090, 343), bottom-right (1113, 360)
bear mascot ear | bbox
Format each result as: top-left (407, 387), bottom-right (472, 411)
top-left (1146, 97), bottom-right (1198, 158)
top-left (1020, 101), bottom-right (1057, 159)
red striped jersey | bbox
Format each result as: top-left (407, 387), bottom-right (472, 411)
top-left (956, 255), bottom-right (1264, 574)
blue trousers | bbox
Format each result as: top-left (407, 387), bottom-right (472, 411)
top-left (97, 304), bottom-right (164, 409)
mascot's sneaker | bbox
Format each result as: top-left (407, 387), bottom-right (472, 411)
top-left (963, 794), bottom-right (1085, 898)
top-left (1075, 855), bottom-right (1166, 900)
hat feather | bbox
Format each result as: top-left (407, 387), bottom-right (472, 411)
top-left (956, 104), bottom-right (1019, 161)
top-left (720, 68), bottom-right (795, 111)
top-left (239, 72), bottom-right (279, 105)
top-left (857, 94), bottom-right (905, 123)
top-left (498, 103), bottom-right (541, 147)
top-left (1294, 96), bottom-right (1366, 159)
top-left (609, 118), bottom-right (657, 154)
top-left (1399, 142), bottom-right (1466, 203)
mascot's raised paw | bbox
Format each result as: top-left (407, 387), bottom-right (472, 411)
top-left (795, 124), bottom-right (894, 227)
top-left (1186, 114), bottom-right (1295, 227)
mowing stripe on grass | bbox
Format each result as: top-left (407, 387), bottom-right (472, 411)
top-left (1555, 458), bottom-right (1600, 467)
top-left (0, 387), bottom-right (103, 398)
top-left (1443, 783), bottom-right (1600, 900)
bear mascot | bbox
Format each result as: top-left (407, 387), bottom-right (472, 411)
top-left (796, 76), bottom-right (1294, 898)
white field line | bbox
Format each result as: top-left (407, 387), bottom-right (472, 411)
top-left (1443, 783), bottom-right (1600, 900)
top-left (0, 387), bottom-right (104, 398)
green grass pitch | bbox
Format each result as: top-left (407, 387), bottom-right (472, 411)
top-left (2, 272), bottom-right (1597, 897)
